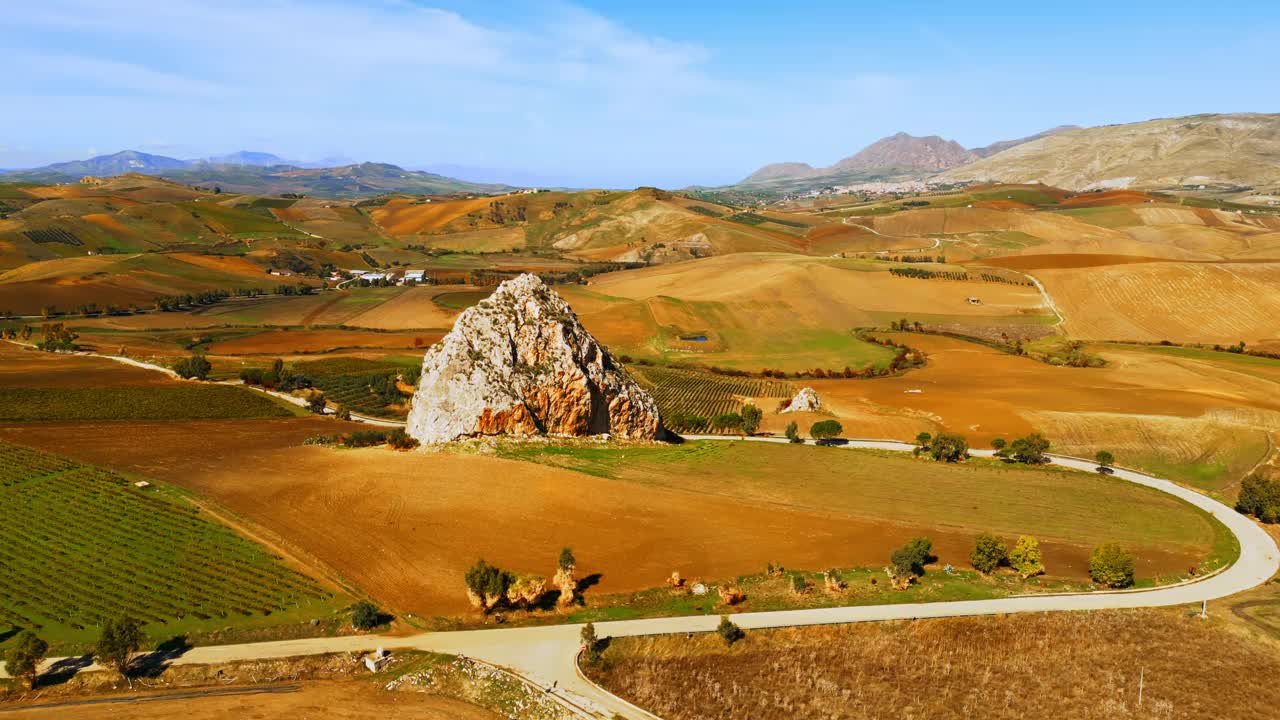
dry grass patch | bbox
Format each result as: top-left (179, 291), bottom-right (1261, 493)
top-left (591, 610), bottom-right (1280, 720)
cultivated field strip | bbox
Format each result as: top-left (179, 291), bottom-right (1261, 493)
top-left (0, 441), bottom-right (333, 636)
top-left (632, 366), bottom-right (793, 432)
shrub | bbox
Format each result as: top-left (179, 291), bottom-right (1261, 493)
top-left (740, 404), bottom-right (762, 436)
top-left (790, 574), bottom-right (809, 595)
top-left (891, 537), bottom-right (934, 577)
top-left (307, 392), bottom-right (328, 414)
top-left (970, 533), bottom-right (1008, 574)
top-left (559, 547), bottom-right (577, 572)
top-left (351, 601), bottom-right (384, 630)
top-left (335, 405), bottom-right (352, 421)
top-left (1089, 543), bottom-right (1136, 588)
top-left (1236, 474), bottom-right (1280, 522)
top-left (926, 432), bottom-right (969, 463)
top-left (1009, 433), bottom-right (1051, 464)
top-left (810, 420), bottom-right (843, 441)
top-left (387, 429), bottom-right (419, 450)
top-left (1009, 535), bottom-right (1045, 578)
top-left (717, 615), bottom-right (744, 646)
top-left (784, 421), bottom-right (801, 443)
top-left (174, 354), bottom-right (212, 380)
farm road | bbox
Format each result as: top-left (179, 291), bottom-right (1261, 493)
top-left (7, 437), bottom-right (1277, 720)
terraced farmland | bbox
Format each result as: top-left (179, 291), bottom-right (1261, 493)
top-left (0, 441), bottom-right (342, 647)
top-left (631, 366), bottom-right (793, 432)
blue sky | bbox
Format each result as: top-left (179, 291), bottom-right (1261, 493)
top-left (2, 1), bottom-right (1277, 187)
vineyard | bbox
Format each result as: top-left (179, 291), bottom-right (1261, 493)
top-left (296, 358), bottom-right (419, 419)
top-left (632, 366), bottom-right (793, 433)
top-left (0, 386), bottom-right (293, 422)
top-left (0, 441), bottom-right (341, 647)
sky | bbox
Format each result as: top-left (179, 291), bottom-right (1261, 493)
top-left (2, 0), bottom-right (1278, 187)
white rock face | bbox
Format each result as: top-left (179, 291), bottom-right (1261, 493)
top-left (406, 274), bottom-right (663, 445)
top-left (781, 387), bottom-right (821, 414)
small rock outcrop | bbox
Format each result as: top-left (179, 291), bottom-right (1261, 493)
top-left (781, 387), bottom-right (821, 414)
top-left (406, 274), bottom-right (663, 444)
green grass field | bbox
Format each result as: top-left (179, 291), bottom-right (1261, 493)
top-left (0, 385), bottom-right (295, 422)
top-left (0, 440), bottom-right (344, 650)
top-left (497, 441), bottom-right (1223, 554)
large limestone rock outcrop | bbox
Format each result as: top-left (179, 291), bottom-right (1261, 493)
top-left (780, 387), bottom-right (821, 414)
top-left (406, 274), bottom-right (663, 444)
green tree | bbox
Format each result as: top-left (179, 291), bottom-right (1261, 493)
top-left (559, 547), bottom-right (577, 572)
top-left (784, 421), bottom-right (801, 443)
top-left (740, 404), bottom-right (763, 436)
top-left (991, 437), bottom-right (1007, 456)
top-left (96, 616), bottom-right (144, 682)
top-left (335, 405), bottom-right (352, 421)
top-left (1009, 433), bottom-right (1051, 464)
top-left (1235, 474), bottom-right (1280, 522)
top-left (717, 615), bottom-right (744, 647)
top-left (174, 354), bottom-right (212, 380)
top-left (926, 432), bottom-right (969, 463)
top-left (4, 631), bottom-right (48, 689)
top-left (969, 533), bottom-right (1008, 574)
top-left (580, 622), bottom-right (602, 664)
top-left (1089, 543), bottom-right (1136, 588)
top-left (308, 392), bottom-right (328, 414)
top-left (713, 413), bottom-right (744, 434)
top-left (915, 431), bottom-right (932, 447)
top-left (891, 537), bottom-right (934, 577)
top-left (1009, 535), bottom-right (1045, 578)
top-left (465, 559), bottom-right (515, 612)
top-left (809, 420), bottom-right (843, 441)
top-left (351, 601), bottom-right (384, 630)
top-left (1095, 450), bottom-right (1114, 469)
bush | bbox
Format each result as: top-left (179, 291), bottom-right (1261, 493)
top-left (740, 404), bottom-right (762, 436)
top-left (1089, 543), bottom-right (1136, 588)
top-left (559, 546), bottom-right (577, 572)
top-left (307, 392), bottom-right (328, 414)
top-left (351, 601), bottom-right (384, 630)
top-left (717, 615), bottom-right (744, 646)
top-left (891, 537), bottom-right (934, 577)
top-left (810, 420), bottom-right (843, 441)
top-left (784, 421), bottom-right (801, 443)
top-left (387, 429), bottom-right (419, 450)
top-left (1009, 433), bottom-right (1051, 464)
top-left (174, 354), bottom-right (212, 380)
top-left (969, 533), bottom-right (1008, 574)
top-left (1235, 474), bottom-right (1280, 522)
top-left (790, 574), bottom-right (808, 595)
top-left (926, 432), bottom-right (969, 463)
top-left (1009, 535), bottom-right (1045, 578)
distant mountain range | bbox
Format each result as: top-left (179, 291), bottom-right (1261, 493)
top-left (740, 127), bottom-right (1078, 187)
top-left (0, 150), bottom-right (516, 197)
top-left (733, 113), bottom-right (1280, 194)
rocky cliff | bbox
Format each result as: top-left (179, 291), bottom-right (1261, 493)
top-left (406, 274), bottom-right (663, 445)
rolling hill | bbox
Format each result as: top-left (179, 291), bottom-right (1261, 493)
top-left (936, 113), bottom-right (1280, 190)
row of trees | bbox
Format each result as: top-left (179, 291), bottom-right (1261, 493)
top-left (464, 548), bottom-right (579, 614)
top-left (4, 617), bottom-right (144, 690)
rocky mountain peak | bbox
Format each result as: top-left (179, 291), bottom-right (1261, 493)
top-left (406, 274), bottom-right (663, 444)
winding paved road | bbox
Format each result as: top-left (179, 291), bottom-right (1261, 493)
top-left (7, 436), bottom-right (1277, 719)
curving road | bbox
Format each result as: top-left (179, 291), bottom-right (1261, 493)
top-left (7, 436), bottom-right (1276, 719)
